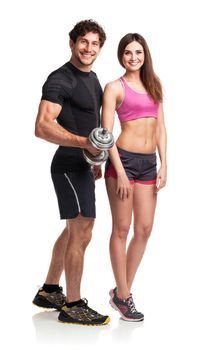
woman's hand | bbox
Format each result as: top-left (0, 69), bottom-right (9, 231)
top-left (156, 166), bottom-right (167, 192)
top-left (92, 165), bottom-right (102, 180)
top-left (116, 172), bottom-right (132, 200)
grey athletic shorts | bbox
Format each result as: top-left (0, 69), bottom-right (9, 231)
top-left (105, 147), bottom-right (157, 184)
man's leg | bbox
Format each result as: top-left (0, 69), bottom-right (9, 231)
top-left (58, 214), bottom-right (110, 325)
top-left (64, 214), bottom-right (94, 302)
top-left (33, 227), bottom-right (69, 310)
top-left (45, 226), bottom-right (70, 284)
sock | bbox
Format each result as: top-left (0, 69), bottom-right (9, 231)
top-left (42, 283), bottom-right (60, 293)
top-left (65, 299), bottom-right (83, 308)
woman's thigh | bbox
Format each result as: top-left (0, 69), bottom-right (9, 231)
top-left (106, 177), bottom-right (134, 228)
top-left (133, 183), bottom-right (157, 229)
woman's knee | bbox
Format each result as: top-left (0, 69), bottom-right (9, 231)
top-left (112, 223), bottom-right (131, 240)
top-left (134, 224), bottom-right (153, 242)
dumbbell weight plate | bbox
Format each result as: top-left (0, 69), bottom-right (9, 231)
top-left (89, 128), bottom-right (114, 150)
top-left (83, 149), bottom-right (108, 166)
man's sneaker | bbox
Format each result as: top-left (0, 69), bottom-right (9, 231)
top-left (33, 286), bottom-right (66, 311)
top-left (109, 288), bottom-right (144, 322)
top-left (58, 298), bottom-right (110, 326)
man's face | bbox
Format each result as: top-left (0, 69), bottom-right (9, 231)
top-left (70, 32), bottom-right (101, 68)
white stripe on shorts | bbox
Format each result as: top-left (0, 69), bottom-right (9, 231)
top-left (64, 173), bottom-right (81, 213)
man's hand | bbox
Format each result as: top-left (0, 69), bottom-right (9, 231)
top-left (85, 140), bottom-right (102, 157)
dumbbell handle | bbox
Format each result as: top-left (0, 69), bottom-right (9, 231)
top-left (83, 128), bottom-right (114, 166)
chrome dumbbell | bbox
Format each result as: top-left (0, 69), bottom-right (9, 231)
top-left (83, 128), bottom-right (114, 166)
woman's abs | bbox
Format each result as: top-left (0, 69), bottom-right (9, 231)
top-left (116, 118), bottom-right (157, 154)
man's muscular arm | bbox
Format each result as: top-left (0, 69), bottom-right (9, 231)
top-left (35, 100), bottom-right (98, 155)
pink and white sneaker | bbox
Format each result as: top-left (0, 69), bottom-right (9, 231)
top-left (109, 288), bottom-right (144, 322)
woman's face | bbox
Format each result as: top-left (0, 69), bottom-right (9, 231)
top-left (122, 40), bottom-right (145, 71)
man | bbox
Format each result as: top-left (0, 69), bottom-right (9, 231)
top-left (33, 19), bottom-right (110, 326)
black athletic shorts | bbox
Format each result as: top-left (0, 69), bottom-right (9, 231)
top-left (51, 169), bottom-right (95, 219)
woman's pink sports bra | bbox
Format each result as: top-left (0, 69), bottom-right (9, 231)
top-left (116, 77), bottom-right (159, 123)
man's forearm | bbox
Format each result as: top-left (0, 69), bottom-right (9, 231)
top-left (35, 120), bottom-right (88, 148)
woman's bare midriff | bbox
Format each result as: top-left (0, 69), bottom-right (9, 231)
top-left (116, 117), bottom-right (157, 154)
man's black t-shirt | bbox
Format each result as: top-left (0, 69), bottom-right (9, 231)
top-left (41, 62), bottom-right (103, 172)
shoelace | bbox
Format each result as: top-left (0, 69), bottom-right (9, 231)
top-left (79, 298), bottom-right (100, 316)
top-left (127, 296), bottom-right (137, 313)
top-left (54, 287), bottom-right (65, 301)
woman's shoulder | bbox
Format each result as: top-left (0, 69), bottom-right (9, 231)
top-left (104, 78), bottom-right (122, 93)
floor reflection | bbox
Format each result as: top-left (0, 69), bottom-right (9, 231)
top-left (32, 310), bottom-right (110, 345)
top-left (32, 309), bottom-right (143, 345)
top-left (111, 318), bottom-right (144, 343)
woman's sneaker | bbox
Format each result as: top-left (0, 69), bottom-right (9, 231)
top-left (33, 286), bottom-right (66, 311)
top-left (109, 288), bottom-right (144, 322)
top-left (58, 298), bottom-right (110, 326)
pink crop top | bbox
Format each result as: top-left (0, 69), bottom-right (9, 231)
top-left (116, 77), bottom-right (159, 123)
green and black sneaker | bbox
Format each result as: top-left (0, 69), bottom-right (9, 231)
top-left (33, 286), bottom-right (66, 311)
top-left (58, 298), bottom-right (110, 326)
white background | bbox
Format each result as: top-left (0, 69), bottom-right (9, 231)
top-left (1, 0), bottom-right (209, 349)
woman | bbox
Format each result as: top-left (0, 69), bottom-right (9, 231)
top-left (102, 33), bottom-right (167, 321)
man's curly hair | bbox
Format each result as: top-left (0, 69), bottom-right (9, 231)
top-left (69, 19), bottom-right (106, 47)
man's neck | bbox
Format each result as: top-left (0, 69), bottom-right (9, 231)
top-left (69, 58), bottom-right (92, 72)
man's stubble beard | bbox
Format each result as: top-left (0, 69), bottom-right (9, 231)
top-left (76, 54), bottom-right (96, 67)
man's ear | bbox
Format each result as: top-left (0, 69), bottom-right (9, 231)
top-left (69, 39), bottom-right (74, 49)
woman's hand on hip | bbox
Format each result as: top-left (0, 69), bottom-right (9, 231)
top-left (156, 166), bottom-right (167, 192)
top-left (116, 172), bottom-right (132, 200)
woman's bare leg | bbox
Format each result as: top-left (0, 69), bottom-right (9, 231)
top-left (126, 183), bottom-right (157, 291)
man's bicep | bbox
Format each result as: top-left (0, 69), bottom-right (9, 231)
top-left (36, 100), bottom-right (62, 123)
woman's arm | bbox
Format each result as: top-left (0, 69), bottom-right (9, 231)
top-left (156, 102), bottom-right (167, 191)
top-left (102, 82), bottom-right (124, 171)
top-left (102, 82), bottom-right (131, 199)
